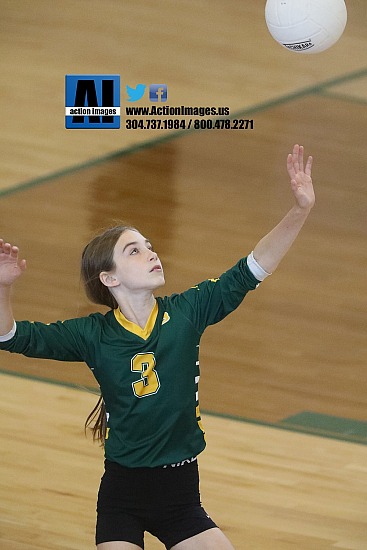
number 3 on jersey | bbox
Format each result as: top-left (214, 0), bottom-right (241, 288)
top-left (131, 352), bottom-right (160, 398)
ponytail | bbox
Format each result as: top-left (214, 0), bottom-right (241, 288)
top-left (85, 395), bottom-right (107, 446)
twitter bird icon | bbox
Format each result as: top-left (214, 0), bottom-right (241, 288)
top-left (126, 84), bottom-right (146, 102)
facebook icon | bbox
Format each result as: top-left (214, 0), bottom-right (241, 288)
top-left (149, 84), bottom-right (168, 102)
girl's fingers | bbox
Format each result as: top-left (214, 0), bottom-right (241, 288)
top-left (0, 242), bottom-right (19, 256)
top-left (305, 155), bottom-right (313, 176)
top-left (287, 153), bottom-right (296, 180)
top-left (292, 144), bottom-right (300, 173)
top-left (298, 145), bottom-right (304, 172)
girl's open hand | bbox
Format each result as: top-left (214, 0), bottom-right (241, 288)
top-left (287, 144), bottom-right (315, 210)
top-left (0, 240), bottom-right (26, 287)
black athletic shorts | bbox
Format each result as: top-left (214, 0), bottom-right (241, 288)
top-left (96, 458), bottom-right (217, 548)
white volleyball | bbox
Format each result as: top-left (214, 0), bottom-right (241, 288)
top-left (265, 0), bottom-right (347, 54)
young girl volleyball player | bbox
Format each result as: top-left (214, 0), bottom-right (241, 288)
top-left (0, 144), bottom-right (314, 549)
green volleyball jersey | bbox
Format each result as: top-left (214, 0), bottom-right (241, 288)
top-left (0, 257), bottom-right (259, 467)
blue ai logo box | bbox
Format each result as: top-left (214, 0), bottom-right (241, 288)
top-left (65, 75), bottom-right (120, 129)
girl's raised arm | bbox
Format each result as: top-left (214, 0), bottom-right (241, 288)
top-left (252, 144), bottom-right (315, 274)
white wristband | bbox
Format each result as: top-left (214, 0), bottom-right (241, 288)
top-left (0, 321), bottom-right (17, 342)
top-left (247, 252), bottom-right (271, 281)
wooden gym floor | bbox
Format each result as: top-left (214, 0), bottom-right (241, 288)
top-left (0, 2), bottom-right (366, 549)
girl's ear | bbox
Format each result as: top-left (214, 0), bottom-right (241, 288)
top-left (99, 272), bottom-right (119, 288)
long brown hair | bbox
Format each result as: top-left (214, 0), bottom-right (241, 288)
top-left (82, 225), bottom-right (138, 445)
top-left (84, 395), bottom-right (107, 445)
top-left (81, 224), bottom-right (138, 309)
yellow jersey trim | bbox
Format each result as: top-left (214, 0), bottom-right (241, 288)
top-left (114, 301), bottom-right (158, 340)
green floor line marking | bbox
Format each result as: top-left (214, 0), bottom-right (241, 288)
top-left (0, 131), bottom-right (177, 199)
top-left (0, 367), bottom-right (98, 394)
top-left (1, 67), bottom-right (366, 200)
top-left (281, 411), bottom-right (367, 443)
top-left (309, 66), bottom-right (367, 90)
top-left (1, 368), bottom-right (365, 446)
top-left (202, 409), bottom-right (367, 446)
top-left (315, 88), bottom-right (367, 106)
top-left (223, 67), bottom-right (367, 120)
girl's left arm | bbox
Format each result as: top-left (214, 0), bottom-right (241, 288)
top-left (252, 144), bottom-right (315, 274)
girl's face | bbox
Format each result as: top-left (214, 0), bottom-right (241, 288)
top-left (100, 230), bottom-right (165, 294)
